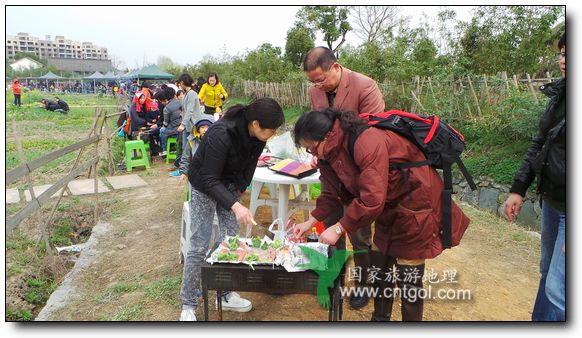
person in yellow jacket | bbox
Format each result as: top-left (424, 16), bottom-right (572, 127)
top-left (198, 72), bottom-right (228, 117)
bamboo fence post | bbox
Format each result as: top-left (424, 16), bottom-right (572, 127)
top-left (502, 71), bottom-right (510, 91)
top-left (12, 118), bottom-right (54, 263)
top-left (39, 106), bottom-right (103, 260)
top-left (546, 71), bottom-right (553, 83)
top-left (467, 75), bottom-right (482, 116)
top-left (483, 74), bottom-right (491, 106)
top-left (458, 77), bottom-right (473, 119)
top-left (526, 73), bottom-right (539, 104)
top-left (93, 117), bottom-right (100, 226)
top-left (428, 77), bottom-right (435, 98)
top-left (411, 90), bottom-right (425, 111)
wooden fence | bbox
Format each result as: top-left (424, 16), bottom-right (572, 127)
top-left (237, 72), bottom-right (558, 118)
top-left (6, 108), bottom-right (107, 264)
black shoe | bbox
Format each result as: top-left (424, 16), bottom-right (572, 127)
top-left (349, 294), bottom-right (370, 309)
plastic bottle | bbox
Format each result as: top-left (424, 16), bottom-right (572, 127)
top-left (307, 226), bottom-right (319, 242)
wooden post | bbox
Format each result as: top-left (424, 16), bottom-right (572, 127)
top-left (94, 118), bottom-right (100, 226)
top-left (12, 118), bottom-right (54, 262)
top-left (502, 71), bottom-right (510, 91)
top-left (483, 74), bottom-right (491, 107)
top-left (40, 107), bottom-right (103, 261)
top-left (546, 71), bottom-right (553, 83)
top-left (411, 90), bottom-right (425, 111)
top-left (526, 74), bottom-right (539, 104)
top-left (512, 74), bottom-right (519, 89)
top-left (457, 77), bottom-right (473, 119)
top-left (467, 75), bottom-right (482, 116)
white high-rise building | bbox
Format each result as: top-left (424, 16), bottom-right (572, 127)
top-left (6, 32), bottom-right (109, 60)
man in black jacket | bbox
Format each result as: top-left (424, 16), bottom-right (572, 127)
top-left (504, 32), bottom-right (565, 321)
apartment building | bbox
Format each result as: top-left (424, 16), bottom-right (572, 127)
top-left (6, 32), bottom-right (109, 60)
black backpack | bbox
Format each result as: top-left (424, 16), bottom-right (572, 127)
top-left (348, 110), bottom-right (477, 249)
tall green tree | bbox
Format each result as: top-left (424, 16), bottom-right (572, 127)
top-left (296, 6), bottom-right (351, 52)
top-left (285, 24), bottom-right (315, 68)
top-left (238, 43), bottom-right (292, 82)
top-left (458, 6), bottom-right (564, 76)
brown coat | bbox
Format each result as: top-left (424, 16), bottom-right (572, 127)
top-left (309, 67), bottom-right (385, 114)
top-left (311, 120), bottom-right (470, 259)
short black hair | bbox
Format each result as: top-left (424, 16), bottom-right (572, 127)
top-left (558, 32), bottom-right (565, 50)
top-left (177, 73), bottom-right (194, 87)
top-left (303, 47), bottom-right (337, 72)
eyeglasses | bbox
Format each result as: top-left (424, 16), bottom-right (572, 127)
top-left (556, 52), bottom-right (566, 60)
top-left (308, 67), bottom-right (332, 86)
top-left (306, 139), bottom-right (324, 155)
top-left (309, 74), bottom-right (328, 86)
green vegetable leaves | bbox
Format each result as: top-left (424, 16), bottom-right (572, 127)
top-left (216, 252), bottom-right (238, 261)
top-left (228, 236), bottom-right (240, 251)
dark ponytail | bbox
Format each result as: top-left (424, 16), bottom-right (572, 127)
top-left (223, 97), bottom-right (285, 129)
top-left (293, 108), bottom-right (366, 146)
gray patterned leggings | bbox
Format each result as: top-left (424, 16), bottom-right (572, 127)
top-left (180, 186), bottom-right (239, 309)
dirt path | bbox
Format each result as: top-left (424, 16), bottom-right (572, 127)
top-left (39, 159), bottom-right (541, 321)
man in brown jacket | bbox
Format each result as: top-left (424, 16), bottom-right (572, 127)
top-left (303, 46), bottom-right (385, 309)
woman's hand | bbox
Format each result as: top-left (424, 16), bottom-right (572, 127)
top-left (219, 94), bottom-right (225, 100)
top-left (231, 202), bottom-right (256, 227)
top-left (319, 223), bottom-right (345, 245)
top-left (293, 216), bottom-right (317, 239)
top-left (177, 125), bottom-right (185, 133)
top-left (310, 155), bottom-right (319, 169)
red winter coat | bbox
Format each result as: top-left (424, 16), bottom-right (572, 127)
top-left (311, 120), bottom-right (470, 259)
top-left (12, 80), bottom-right (22, 95)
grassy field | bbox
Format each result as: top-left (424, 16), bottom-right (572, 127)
top-left (5, 90), bottom-right (122, 186)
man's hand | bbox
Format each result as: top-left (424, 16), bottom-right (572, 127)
top-left (504, 193), bottom-right (524, 222)
top-left (177, 125), bottom-right (185, 132)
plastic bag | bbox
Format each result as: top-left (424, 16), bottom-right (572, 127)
top-left (266, 131), bottom-right (299, 160)
top-left (118, 121), bottom-right (126, 138)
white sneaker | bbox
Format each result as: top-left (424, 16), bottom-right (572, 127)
top-left (219, 292), bottom-right (252, 313)
top-left (180, 308), bottom-right (197, 321)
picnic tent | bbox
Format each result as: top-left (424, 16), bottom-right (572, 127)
top-left (38, 71), bottom-right (65, 80)
top-left (38, 71), bottom-right (65, 88)
top-left (130, 65), bottom-right (174, 81)
top-left (84, 71), bottom-right (106, 93)
top-left (103, 71), bottom-right (119, 80)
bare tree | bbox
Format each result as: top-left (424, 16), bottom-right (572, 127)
top-left (350, 6), bottom-right (401, 44)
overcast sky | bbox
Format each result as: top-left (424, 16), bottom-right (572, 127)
top-left (5, 5), bottom-right (480, 70)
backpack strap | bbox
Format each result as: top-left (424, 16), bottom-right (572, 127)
top-left (347, 124), bottom-right (370, 159)
top-left (456, 158), bottom-right (477, 191)
top-left (441, 162), bottom-right (453, 249)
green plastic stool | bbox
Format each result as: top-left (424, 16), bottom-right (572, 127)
top-left (125, 140), bottom-right (150, 172)
top-left (166, 136), bottom-right (178, 163)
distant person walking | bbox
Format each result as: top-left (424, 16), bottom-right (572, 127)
top-left (12, 79), bottom-right (22, 107)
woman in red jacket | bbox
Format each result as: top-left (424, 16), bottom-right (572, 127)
top-left (12, 79), bottom-right (22, 107)
top-left (293, 108), bottom-right (470, 321)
